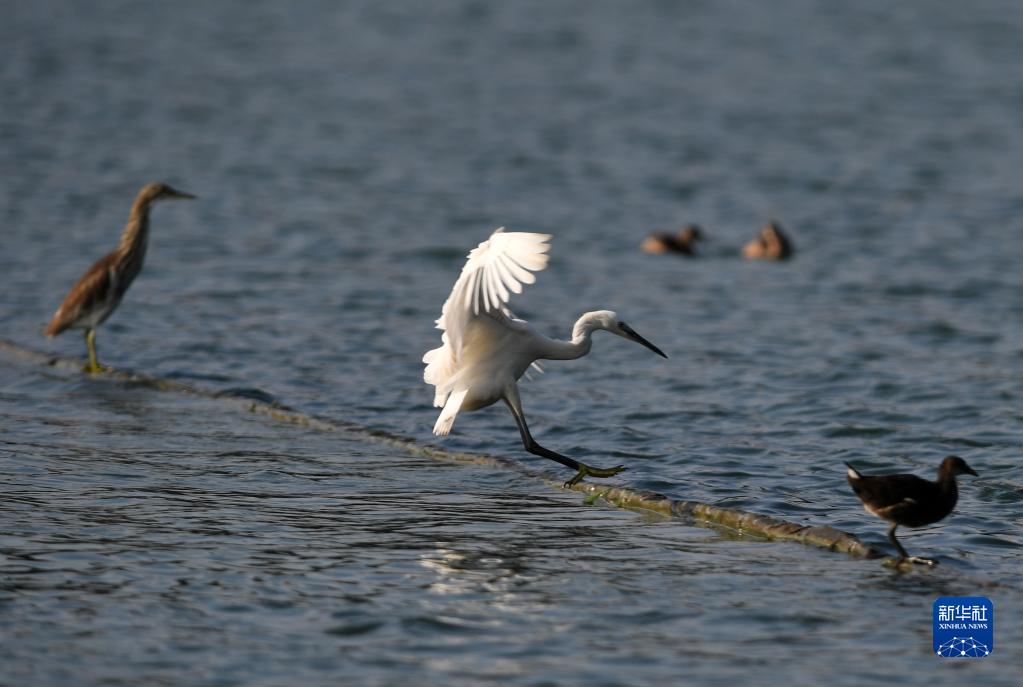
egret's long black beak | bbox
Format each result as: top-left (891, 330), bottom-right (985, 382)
top-left (620, 322), bottom-right (668, 358)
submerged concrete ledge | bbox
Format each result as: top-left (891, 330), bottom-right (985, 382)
top-left (2, 337), bottom-right (885, 561)
top-left (567, 482), bottom-right (883, 558)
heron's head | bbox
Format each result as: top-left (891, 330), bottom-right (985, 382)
top-left (940, 455), bottom-right (978, 478)
top-left (139, 182), bottom-right (196, 203)
top-left (588, 310), bottom-right (668, 358)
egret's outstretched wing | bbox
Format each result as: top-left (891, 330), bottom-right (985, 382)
top-left (423, 228), bottom-right (551, 405)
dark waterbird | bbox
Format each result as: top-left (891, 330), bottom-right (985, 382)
top-left (44, 182), bottom-right (195, 372)
top-left (845, 455), bottom-right (978, 565)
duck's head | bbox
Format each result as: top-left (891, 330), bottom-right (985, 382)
top-left (676, 224), bottom-right (703, 245)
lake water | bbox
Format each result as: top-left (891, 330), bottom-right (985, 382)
top-left (1, 1), bottom-right (1021, 684)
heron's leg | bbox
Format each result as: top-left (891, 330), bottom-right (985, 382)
top-left (503, 385), bottom-right (626, 487)
top-left (83, 328), bottom-right (106, 373)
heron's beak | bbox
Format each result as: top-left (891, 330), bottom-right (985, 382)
top-left (169, 188), bottom-right (196, 200)
top-left (963, 465), bottom-right (979, 477)
top-left (620, 323), bottom-right (668, 358)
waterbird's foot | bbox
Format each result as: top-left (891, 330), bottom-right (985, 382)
top-left (82, 362), bottom-right (110, 374)
top-left (885, 555), bottom-right (938, 570)
top-left (564, 463), bottom-right (627, 488)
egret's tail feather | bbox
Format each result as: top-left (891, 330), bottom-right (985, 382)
top-left (423, 340), bottom-right (459, 407)
top-left (433, 388), bottom-right (468, 436)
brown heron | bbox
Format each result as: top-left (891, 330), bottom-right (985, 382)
top-left (742, 220), bottom-right (793, 260)
top-left (846, 455), bottom-right (978, 565)
top-left (44, 182), bottom-right (195, 372)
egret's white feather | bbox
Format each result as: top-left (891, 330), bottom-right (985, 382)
top-left (433, 388), bottom-right (468, 436)
top-left (423, 228), bottom-right (551, 412)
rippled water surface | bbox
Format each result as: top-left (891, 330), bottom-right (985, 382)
top-left (2, 1), bottom-right (1022, 684)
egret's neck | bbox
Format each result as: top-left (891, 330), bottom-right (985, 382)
top-left (540, 314), bottom-right (600, 360)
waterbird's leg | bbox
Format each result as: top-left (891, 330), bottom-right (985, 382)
top-left (503, 385), bottom-right (626, 487)
top-left (885, 522), bottom-right (931, 565)
top-left (84, 328), bottom-right (106, 373)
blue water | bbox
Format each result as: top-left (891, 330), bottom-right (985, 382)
top-left (1, 1), bottom-right (1021, 684)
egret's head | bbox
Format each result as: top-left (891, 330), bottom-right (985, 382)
top-left (589, 310), bottom-right (668, 358)
top-left (139, 182), bottom-right (196, 203)
top-left (940, 455), bottom-right (978, 478)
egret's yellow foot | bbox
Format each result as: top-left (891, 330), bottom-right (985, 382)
top-left (565, 463), bottom-right (627, 487)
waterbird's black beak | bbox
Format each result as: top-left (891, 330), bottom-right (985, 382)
top-left (620, 323), bottom-right (668, 358)
top-left (169, 188), bottom-right (196, 199)
top-left (963, 465), bottom-right (979, 477)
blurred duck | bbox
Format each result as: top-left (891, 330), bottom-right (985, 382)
top-left (641, 224), bottom-right (703, 255)
top-left (846, 455), bottom-right (978, 566)
top-left (742, 221), bottom-right (793, 260)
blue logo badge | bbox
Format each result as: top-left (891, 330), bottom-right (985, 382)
top-left (933, 597), bottom-right (993, 658)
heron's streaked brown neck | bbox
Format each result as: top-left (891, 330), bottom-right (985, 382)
top-left (116, 193), bottom-right (153, 275)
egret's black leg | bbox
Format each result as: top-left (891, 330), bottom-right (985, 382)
top-left (503, 388), bottom-right (626, 487)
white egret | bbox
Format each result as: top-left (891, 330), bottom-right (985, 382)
top-left (423, 228), bottom-right (667, 486)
